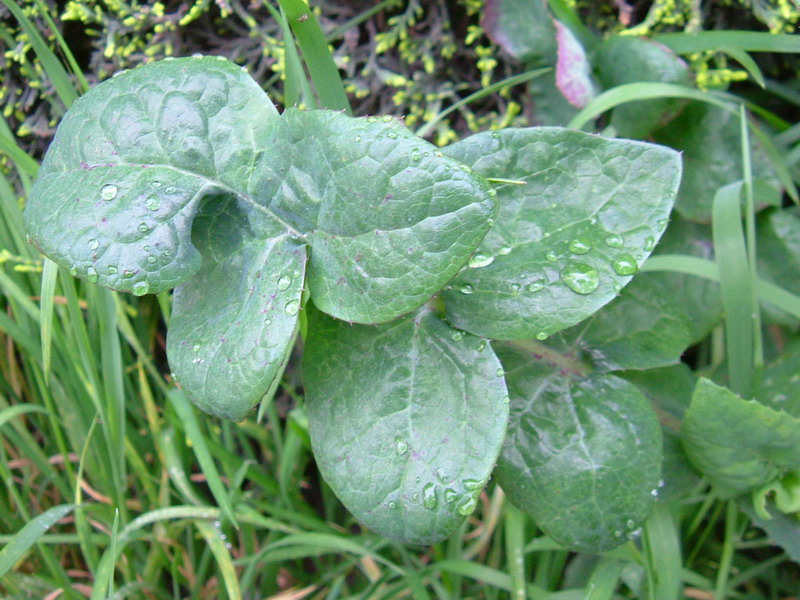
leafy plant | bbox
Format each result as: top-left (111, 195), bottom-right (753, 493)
top-left (24, 55), bottom-right (684, 547)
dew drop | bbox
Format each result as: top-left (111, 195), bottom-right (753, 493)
top-left (451, 330), bottom-right (464, 342)
top-left (132, 281), bottom-right (149, 296)
top-left (277, 275), bottom-right (291, 291)
top-left (477, 339), bottom-right (487, 352)
top-left (388, 501), bottom-right (397, 509)
top-left (510, 283), bottom-right (521, 296)
top-left (468, 254), bottom-right (494, 269)
top-left (605, 234), bottom-right (624, 248)
top-left (434, 151), bottom-right (444, 158)
top-left (444, 488), bottom-right (458, 504)
top-left (382, 115), bottom-right (393, 123)
top-left (387, 131), bottom-right (398, 139)
top-left (459, 284), bottom-right (474, 295)
top-left (497, 246), bottom-right (512, 256)
top-left (192, 344), bottom-right (201, 352)
top-left (147, 255), bottom-right (157, 264)
top-left (145, 195), bottom-right (160, 211)
top-left (87, 238), bottom-right (100, 250)
top-left (100, 183), bottom-right (118, 201)
top-left (355, 135), bottom-right (362, 143)
top-left (495, 367), bottom-right (505, 378)
top-left (284, 299), bottom-right (300, 316)
top-left (462, 478), bottom-right (482, 491)
top-left (192, 357), bottom-right (202, 365)
top-left (422, 483), bottom-right (437, 510)
top-left (107, 266), bottom-right (118, 274)
top-left (546, 251), bottom-right (558, 262)
top-left (68, 266), bottom-right (78, 277)
top-left (487, 188), bottom-right (497, 197)
top-left (527, 280), bottom-right (544, 293)
top-left (456, 496), bottom-right (478, 516)
top-left (614, 530), bottom-right (623, 538)
top-left (165, 186), bottom-right (177, 194)
top-left (152, 180), bottom-right (162, 188)
top-left (643, 236), bottom-right (656, 252)
top-left (86, 266), bottom-right (98, 283)
top-left (657, 218), bottom-right (668, 230)
top-left (560, 263), bottom-right (599, 295)
top-left (626, 519), bottom-right (636, 530)
top-left (569, 239), bottom-right (591, 255)
top-left (395, 437), bottom-right (408, 455)
top-left (650, 488), bottom-right (659, 497)
top-left (612, 254), bottom-right (638, 276)
top-left (536, 332), bottom-right (548, 340)
top-left (137, 222), bottom-right (149, 234)
top-left (410, 149), bottom-right (421, 161)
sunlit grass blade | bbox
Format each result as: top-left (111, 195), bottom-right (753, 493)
top-left (0, 130), bottom-right (39, 179)
top-left (195, 519), bottom-right (242, 600)
top-left (415, 68), bottom-right (550, 139)
top-left (654, 30), bottom-right (800, 54)
top-left (712, 181), bottom-right (753, 397)
top-left (0, 0), bottom-right (78, 108)
top-left (504, 503), bottom-right (526, 600)
top-left (167, 390), bottom-right (239, 527)
top-left (0, 404), bottom-right (49, 429)
top-left (0, 504), bottom-right (76, 578)
top-left (39, 258), bottom-right (58, 379)
top-left (722, 47), bottom-right (765, 88)
top-left (273, 0), bottom-right (352, 113)
top-left (584, 558), bottom-right (624, 600)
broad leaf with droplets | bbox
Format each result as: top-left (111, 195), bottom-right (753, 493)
top-left (24, 56), bottom-right (496, 420)
top-left (442, 128), bottom-right (681, 340)
top-left (493, 342), bottom-right (663, 552)
top-left (303, 305), bottom-right (509, 544)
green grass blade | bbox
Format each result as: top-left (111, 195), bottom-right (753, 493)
top-left (0, 130), bottom-right (40, 178)
top-left (654, 30), bottom-right (800, 54)
top-left (722, 47), bottom-right (765, 88)
top-left (0, 0), bottom-right (78, 108)
top-left (194, 520), bottom-right (242, 600)
top-left (584, 558), bottom-right (624, 600)
top-left (0, 504), bottom-right (76, 578)
top-left (273, 0), bottom-right (351, 113)
top-left (504, 504), bottom-right (526, 600)
top-left (32, 0), bottom-right (89, 94)
top-left (167, 390), bottom-right (239, 528)
top-left (39, 258), bottom-right (58, 380)
top-left (0, 404), bottom-right (49, 429)
top-left (642, 502), bottom-right (682, 600)
top-left (712, 182), bottom-right (754, 397)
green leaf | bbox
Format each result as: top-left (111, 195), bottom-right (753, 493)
top-left (494, 343), bottom-right (663, 552)
top-left (25, 56), bottom-right (280, 296)
top-left (554, 20), bottom-right (595, 108)
top-left (25, 57), bottom-right (496, 418)
top-left (592, 36), bottom-right (692, 139)
top-left (166, 198), bottom-right (305, 420)
top-left (653, 102), bottom-right (780, 223)
top-left (442, 128), bottom-right (681, 340)
top-left (303, 305), bottom-right (509, 545)
top-left (0, 505), bottom-right (76, 578)
top-left (757, 339), bottom-right (800, 417)
top-left (568, 274), bottom-right (693, 372)
top-left (483, 0), bottom-right (556, 63)
top-left (739, 500), bottom-right (800, 562)
top-left (681, 378), bottom-right (800, 498)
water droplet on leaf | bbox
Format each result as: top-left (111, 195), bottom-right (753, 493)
top-left (459, 284), bottom-right (474, 295)
top-left (605, 234), bottom-right (623, 248)
top-left (395, 437), bottom-right (408, 455)
top-left (87, 238), bottom-right (99, 250)
top-left (284, 299), bottom-right (300, 316)
top-left (145, 195), bottom-right (160, 211)
top-left (560, 263), bottom-right (599, 294)
top-left (536, 332), bottom-right (548, 340)
top-left (487, 189), bottom-right (497, 197)
top-left (277, 275), bottom-right (291, 291)
top-left (643, 236), bottom-right (655, 252)
top-left (137, 222), bottom-right (149, 234)
top-left (468, 254), bottom-right (494, 269)
top-left (100, 184), bottom-right (118, 201)
top-left (527, 280), bottom-right (544, 293)
top-left (569, 239), bottom-right (591, 255)
top-left (456, 496), bottom-right (478, 516)
top-left (451, 330), bottom-right (464, 342)
top-left (546, 251), bottom-right (558, 262)
top-left (86, 266), bottom-right (98, 283)
top-left (132, 281), bottom-right (149, 296)
top-left (388, 501), bottom-right (397, 509)
top-left (495, 367), bottom-right (504, 378)
top-left (387, 131), bottom-right (398, 139)
top-left (422, 483), bottom-right (437, 510)
top-left (612, 254), bottom-right (638, 276)
top-left (462, 479), bottom-right (482, 491)
top-left (444, 488), bottom-right (458, 504)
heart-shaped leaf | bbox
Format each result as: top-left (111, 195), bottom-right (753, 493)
top-left (25, 57), bottom-right (496, 419)
top-left (494, 342), bottom-right (663, 552)
top-left (303, 305), bottom-right (509, 545)
top-left (442, 128), bottom-right (681, 340)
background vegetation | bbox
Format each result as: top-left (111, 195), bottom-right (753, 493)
top-left (1, 0), bottom-right (800, 598)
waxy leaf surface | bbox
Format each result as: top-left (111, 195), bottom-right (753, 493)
top-left (682, 378), bottom-right (800, 497)
top-left (483, 0), bottom-right (556, 63)
top-left (303, 306), bottom-right (509, 545)
top-left (25, 57), bottom-right (496, 419)
top-left (443, 128), bottom-right (681, 340)
top-left (494, 343), bottom-right (662, 552)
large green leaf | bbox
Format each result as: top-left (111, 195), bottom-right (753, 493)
top-left (681, 378), bottom-right (800, 498)
top-left (442, 128), bottom-right (681, 340)
top-left (494, 343), bottom-right (663, 552)
top-left (757, 208), bottom-right (800, 326)
top-left (593, 36), bottom-right (692, 139)
top-left (653, 102), bottom-right (780, 223)
top-left (483, 0), bottom-right (556, 63)
top-left (757, 339), bottom-right (800, 417)
top-left (303, 305), bottom-right (509, 545)
top-left (24, 57), bottom-right (496, 419)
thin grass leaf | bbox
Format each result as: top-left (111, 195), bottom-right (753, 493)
top-left (167, 390), bottom-right (239, 528)
top-left (32, 0), bottom-right (89, 94)
top-left (642, 503), bottom-right (682, 600)
top-left (0, 0), bottom-right (78, 108)
top-left (107, 508), bottom-right (120, 599)
top-left (0, 404), bottom-right (49, 430)
top-left (722, 47), bottom-right (765, 88)
top-left (0, 130), bottom-right (39, 178)
top-left (74, 416), bottom-right (100, 572)
top-left (504, 504), bottom-right (526, 600)
top-left (195, 520), bottom-right (242, 600)
top-left (39, 258), bottom-right (58, 380)
top-left (654, 30), bottom-right (800, 54)
top-left (0, 504), bottom-right (76, 578)
top-left (584, 558), bottom-right (624, 600)
top-left (713, 182), bottom-right (754, 397)
top-left (274, 0), bottom-right (351, 113)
